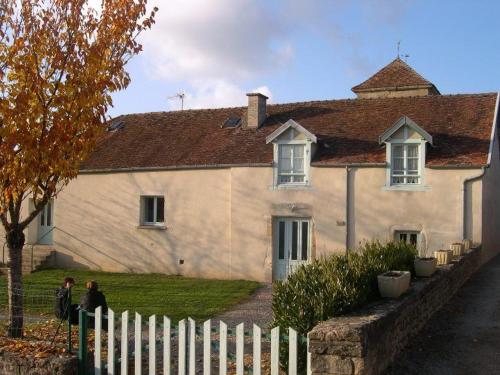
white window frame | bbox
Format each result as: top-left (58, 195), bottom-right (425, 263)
top-left (390, 143), bottom-right (421, 185)
top-left (273, 140), bottom-right (312, 188)
top-left (140, 195), bottom-right (165, 226)
top-left (384, 130), bottom-right (429, 191)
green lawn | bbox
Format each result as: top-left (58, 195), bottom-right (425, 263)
top-left (0, 269), bottom-right (260, 322)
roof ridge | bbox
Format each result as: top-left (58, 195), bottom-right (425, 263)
top-left (112, 92), bottom-right (497, 119)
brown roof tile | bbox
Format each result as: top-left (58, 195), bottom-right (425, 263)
top-left (352, 58), bottom-right (436, 93)
top-left (81, 93), bottom-right (497, 171)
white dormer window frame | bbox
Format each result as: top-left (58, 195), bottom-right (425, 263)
top-left (266, 119), bottom-right (317, 189)
top-left (380, 116), bottom-right (432, 191)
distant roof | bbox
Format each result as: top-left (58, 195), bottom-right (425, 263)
top-left (80, 93), bottom-right (497, 172)
top-left (352, 58), bottom-right (439, 93)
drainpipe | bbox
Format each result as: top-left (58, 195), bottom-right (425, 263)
top-left (462, 167), bottom-right (487, 241)
top-left (345, 166), bottom-right (352, 252)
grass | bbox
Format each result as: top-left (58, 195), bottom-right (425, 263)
top-left (0, 269), bottom-right (260, 322)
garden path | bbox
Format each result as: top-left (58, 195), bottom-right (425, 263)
top-left (385, 254), bottom-right (500, 375)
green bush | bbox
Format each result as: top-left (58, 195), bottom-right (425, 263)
top-left (272, 241), bottom-right (417, 373)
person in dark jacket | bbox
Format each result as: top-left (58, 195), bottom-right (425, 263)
top-left (80, 280), bottom-right (108, 330)
top-left (54, 277), bottom-right (79, 325)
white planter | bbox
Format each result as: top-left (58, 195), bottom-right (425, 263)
top-left (377, 271), bottom-right (411, 298)
top-left (434, 250), bottom-right (452, 265)
top-left (462, 239), bottom-right (472, 251)
top-left (450, 243), bottom-right (464, 258)
top-left (414, 257), bottom-right (437, 277)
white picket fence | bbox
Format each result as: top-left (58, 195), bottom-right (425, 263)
top-left (88, 307), bottom-right (311, 375)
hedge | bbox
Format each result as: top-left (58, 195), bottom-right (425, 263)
top-left (272, 241), bottom-right (417, 372)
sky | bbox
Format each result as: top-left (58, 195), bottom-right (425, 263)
top-left (105, 0), bottom-right (500, 117)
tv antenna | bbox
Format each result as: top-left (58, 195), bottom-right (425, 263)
top-left (168, 92), bottom-right (185, 110)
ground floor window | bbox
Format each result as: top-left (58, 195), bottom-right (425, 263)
top-left (140, 196), bottom-right (165, 225)
top-left (395, 230), bottom-right (420, 247)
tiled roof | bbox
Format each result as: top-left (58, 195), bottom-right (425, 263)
top-left (352, 58), bottom-right (437, 93)
top-left (80, 93), bottom-right (497, 171)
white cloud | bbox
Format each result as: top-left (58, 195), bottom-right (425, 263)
top-left (142, 0), bottom-right (292, 82)
top-left (168, 80), bottom-right (272, 110)
top-left (134, 0), bottom-right (411, 109)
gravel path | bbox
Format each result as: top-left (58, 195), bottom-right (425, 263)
top-left (384, 254), bottom-right (500, 375)
top-left (213, 283), bottom-right (273, 329)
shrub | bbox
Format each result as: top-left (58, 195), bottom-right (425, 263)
top-left (272, 241), bottom-right (417, 373)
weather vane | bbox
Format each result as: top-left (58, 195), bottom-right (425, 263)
top-left (397, 41), bottom-right (410, 62)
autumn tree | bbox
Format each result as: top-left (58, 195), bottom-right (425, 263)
top-left (0, 0), bottom-right (156, 337)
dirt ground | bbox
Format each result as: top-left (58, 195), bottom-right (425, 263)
top-left (385, 254), bottom-right (500, 375)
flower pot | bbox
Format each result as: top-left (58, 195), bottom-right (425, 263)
top-left (450, 243), bottom-right (464, 258)
top-left (377, 271), bottom-right (411, 298)
top-left (434, 250), bottom-right (452, 265)
top-left (414, 257), bottom-right (437, 277)
top-left (462, 239), bottom-right (472, 251)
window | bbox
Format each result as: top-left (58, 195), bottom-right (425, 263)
top-left (278, 144), bottom-right (306, 184)
top-left (391, 144), bottom-right (420, 185)
top-left (395, 231), bottom-right (419, 247)
top-left (140, 196), bottom-right (164, 225)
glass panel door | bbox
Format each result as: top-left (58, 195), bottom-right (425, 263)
top-left (274, 218), bottom-right (311, 280)
top-left (37, 201), bottom-right (54, 245)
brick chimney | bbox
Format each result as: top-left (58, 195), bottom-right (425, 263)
top-left (246, 93), bottom-right (268, 128)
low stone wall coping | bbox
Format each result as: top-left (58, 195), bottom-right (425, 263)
top-left (309, 247), bottom-right (482, 375)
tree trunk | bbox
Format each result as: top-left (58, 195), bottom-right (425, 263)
top-left (6, 228), bottom-right (25, 338)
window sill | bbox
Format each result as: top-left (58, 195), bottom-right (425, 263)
top-left (137, 225), bottom-right (167, 230)
top-left (270, 183), bottom-right (313, 191)
top-left (382, 185), bottom-right (431, 192)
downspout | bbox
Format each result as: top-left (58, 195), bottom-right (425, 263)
top-left (345, 166), bottom-right (352, 252)
top-left (462, 167), bottom-right (486, 241)
top-left (464, 92), bottom-right (500, 240)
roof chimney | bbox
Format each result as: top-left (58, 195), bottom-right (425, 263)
top-left (246, 93), bottom-right (268, 128)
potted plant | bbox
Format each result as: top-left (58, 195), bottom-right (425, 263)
top-left (377, 270), bottom-right (411, 298)
top-left (414, 256), bottom-right (437, 277)
top-left (450, 242), bottom-right (464, 258)
top-left (434, 250), bottom-right (452, 265)
top-left (462, 239), bottom-right (472, 251)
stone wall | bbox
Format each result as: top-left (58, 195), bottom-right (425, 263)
top-left (0, 350), bottom-right (77, 375)
top-left (308, 247), bottom-right (482, 375)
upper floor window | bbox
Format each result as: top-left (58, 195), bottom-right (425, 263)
top-left (140, 196), bottom-right (165, 226)
top-left (379, 116), bottom-right (432, 190)
top-left (391, 144), bottom-right (420, 185)
top-left (278, 144), bottom-right (305, 184)
top-left (266, 119), bottom-right (317, 189)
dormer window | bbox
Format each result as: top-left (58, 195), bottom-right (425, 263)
top-left (391, 143), bottom-right (420, 184)
top-left (266, 119), bottom-right (317, 188)
top-left (278, 144), bottom-right (305, 184)
top-left (380, 116), bottom-right (432, 190)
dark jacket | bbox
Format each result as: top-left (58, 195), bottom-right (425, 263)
top-left (80, 289), bottom-right (108, 313)
top-left (54, 288), bottom-right (79, 325)
top-left (80, 289), bottom-right (108, 329)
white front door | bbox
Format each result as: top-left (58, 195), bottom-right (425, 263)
top-left (274, 218), bottom-right (311, 280)
top-left (37, 201), bottom-right (54, 245)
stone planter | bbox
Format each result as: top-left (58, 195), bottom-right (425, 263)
top-left (462, 239), bottom-right (472, 251)
top-left (414, 257), bottom-right (437, 277)
top-left (450, 243), bottom-right (464, 258)
top-left (377, 271), bottom-right (411, 298)
top-left (434, 250), bottom-right (452, 265)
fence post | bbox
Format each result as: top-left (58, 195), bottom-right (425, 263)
top-left (68, 287), bottom-right (72, 353)
top-left (78, 309), bottom-right (88, 375)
